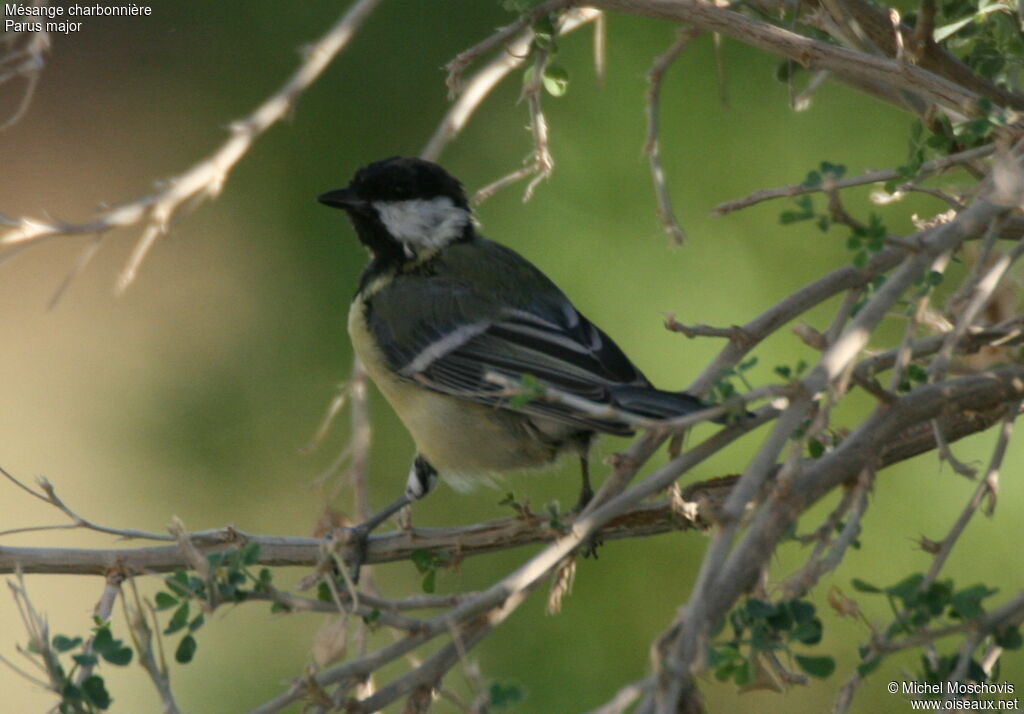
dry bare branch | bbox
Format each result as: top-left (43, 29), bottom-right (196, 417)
top-left (644, 28), bottom-right (702, 245)
top-left (0, 0), bottom-right (384, 292)
top-left (591, 0), bottom-right (988, 115)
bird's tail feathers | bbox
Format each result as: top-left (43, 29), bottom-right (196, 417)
top-left (609, 386), bottom-right (719, 423)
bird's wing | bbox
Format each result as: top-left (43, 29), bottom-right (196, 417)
top-left (364, 240), bottom-right (650, 435)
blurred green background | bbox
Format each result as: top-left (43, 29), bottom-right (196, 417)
top-left (1, 1), bottom-right (1021, 712)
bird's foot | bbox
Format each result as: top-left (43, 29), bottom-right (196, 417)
top-left (329, 522), bottom-right (371, 585)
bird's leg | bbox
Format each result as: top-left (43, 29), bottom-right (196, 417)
top-left (574, 453), bottom-right (594, 513)
top-left (344, 455), bottom-right (438, 583)
top-left (344, 493), bottom-right (412, 584)
top-left (572, 451), bottom-right (603, 559)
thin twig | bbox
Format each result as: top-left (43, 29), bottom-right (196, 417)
top-left (644, 28), bottom-right (702, 245)
top-left (128, 578), bottom-right (182, 714)
top-left (73, 571), bottom-right (125, 686)
top-left (0, 14), bottom-right (49, 130)
top-left (592, 0), bottom-right (990, 115)
top-left (664, 313), bottom-right (752, 342)
top-left (781, 469), bottom-right (873, 600)
top-left (0, 0), bottom-right (385, 292)
top-left (446, 0), bottom-right (573, 96)
top-left (929, 239), bottom-right (1024, 382)
top-left (922, 402), bottom-right (1020, 589)
top-left (712, 145), bottom-right (994, 216)
top-left (424, 9), bottom-right (601, 162)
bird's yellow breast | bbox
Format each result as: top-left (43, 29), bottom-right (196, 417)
top-left (347, 300), bottom-right (562, 480)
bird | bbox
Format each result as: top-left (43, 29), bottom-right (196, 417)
top-left (318, 156), bottom-right (717, 578)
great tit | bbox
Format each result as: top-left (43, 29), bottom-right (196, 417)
top-left (319, 157), bottom-right (712, 575)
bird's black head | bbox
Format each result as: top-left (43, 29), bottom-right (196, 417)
top-left (318, 157), bottom-right (473, 265)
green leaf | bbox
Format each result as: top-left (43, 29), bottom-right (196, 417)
top-left (489, 681), bottom-right (525, 707)
top-left (820, 161), bottom-right (846, 178)
top-left (995, 625), bottom-right (1023, 650)
top-left (188, 613), bottom-right (206, 633)
top-left (165, 570), bottom-right (191, 597)
top-left (745, 598), bottom-right (775, 619)
top-left (422, 569), bottom-right (437, 594)
top-left (175, 634), bottom-right (197, 664)
top-left (154, 592), bottom-right (178, 610)
top-left (950, 584), bottom-right (998, 619)
top-left (241, 542), bottom-right (261, 566)
top-left (906, 363), bottom-right (927, 383)
top-left (542, 64), bottom-right (569, 97)
top-left (852, 578), bottom-right (881, 593)
top-left (857, 656), bottom-right (882, 676)
top-left (81, 675), bottom-right (112, 710)
top-left (509, 373), bottom-right (546, 408)
top-left (780, 210), bottom-right (810, 224)
top-left (72, 653), bottom-right (98, 667)
top-left (53, 635), bottom-right (83, 652)
top-left (164, 602), bottom-right (190, 635)
top-left (317, 581), bottom-right (332, 602)
top-left (789, 600), bottom-right (816, 623)
top-left (886, 573), bottom-right (925, 603)
top-left (410, 549), bottom-right (442, 573)
top-left (733, 658), bottom-right (753, 686)
top-left (808, 439), bottom-right (825, 458)
top-left (101, 645), bottom-right (133, 667)
top-left (713, 660), bottom-right (736, 681)
top-left (91, 626), bottom-right (133, 666)
top-left (801, 170), bottom-right (822, 189)
top-left (790, 620), bottom-right (823, 645)
top-left (934, 14), bottom-right (980, 42)
top-left (707, 643), bottom-right (740, 669)
top-left (795, 654), bottom-right (836, 678)
top-left (532, 13), bottom-right (556, 44)
top-left (922, 580), bottom-right (953, 615)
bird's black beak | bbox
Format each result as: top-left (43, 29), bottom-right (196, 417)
top-left (317, 186), bottom-right (368, 212)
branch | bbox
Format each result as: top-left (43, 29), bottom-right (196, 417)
top-left (590, 0), bottom-right (987, 116)
top-left (805, 0), bottom-right (1024, 111)
top-left (0, 0), bottom-right (383, 292)
top-left (5, 384), bottom-right (1017, 582)
top-left (712, 144), bottom-right (995, 216)
top-left (423, 8), bottom-right (601, 162)
top-left (690, 161), bottom-right (1023, 395)
top-left (644, 28), bottom-right (702, 245)
top-left (656, 366), bottom-right (1024, 711)
top-left (444, 0), bottom-right (572, 97)
top-left (0, 13), bottom-right (49, 130)
top-left (0, 499), bottom-right (701, 576)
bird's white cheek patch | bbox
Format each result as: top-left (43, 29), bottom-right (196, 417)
top-left (374, 197), bottom-right (470, 250)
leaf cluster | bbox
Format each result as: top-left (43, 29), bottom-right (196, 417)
top-left (709, 598), bottom-right (836, 686)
